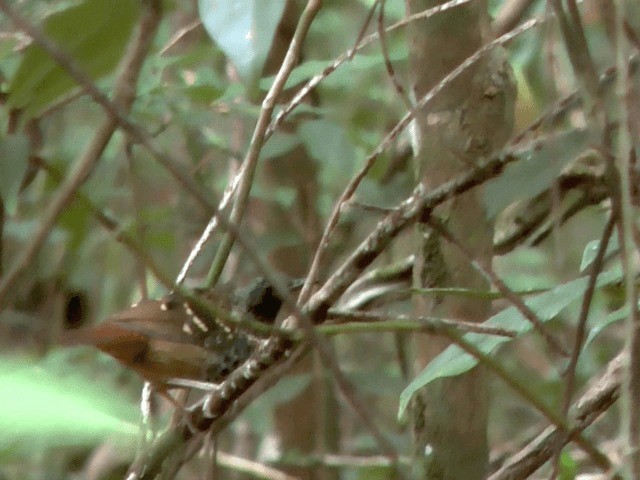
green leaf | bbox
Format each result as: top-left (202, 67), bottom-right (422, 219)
top-left (259, 131), bottom-right (300, 160)
top-left (298, 119), bottom-right (357, 188)
top-left (0, 134), bottom-right (30, 215)
top-left (558, 449), bottom-right (578, 480)
top-left (181, 84), bottom-right (225, 104)
top-left (580, 231), bottom-right (619, 272)
top-left (0, 355), bottom-right (139, 452)
top-left (7, 0), bottom-right (140, 119)
top-left (198, 0), bottom-right (285, 86)
top-left (586, 298), bottom-right (640, 347)
top-left (483, 128), bottom-right (592, 219)
top-left (398, 267), bottom-right (623, 418)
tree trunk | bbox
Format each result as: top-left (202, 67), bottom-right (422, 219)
top-left (405, 1), bottom-right (516, 478)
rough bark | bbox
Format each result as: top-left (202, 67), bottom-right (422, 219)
top-left (405, 1), bottom-right (516, 478)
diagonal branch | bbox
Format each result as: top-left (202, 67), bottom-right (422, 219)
top-left (204, 0), bottom-right (323, 287)
top-left (0, 0), bottom-right (163, 306)
top-left (488, 354), bottom-right (623, 479)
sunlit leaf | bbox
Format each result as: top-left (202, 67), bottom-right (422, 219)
top-left (580, 231), bottom-right (619, 272)
top-left (0, 355), bottom-right (139, 452)
top-left (198, 0), bottom-right (285, 86)
top-left (7, 0), bottom-right (140, 119)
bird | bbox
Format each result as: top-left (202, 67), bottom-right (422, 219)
top-left (60, 278), bottom-right (302, 390)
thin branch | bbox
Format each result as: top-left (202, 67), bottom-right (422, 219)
top-left (425, 216), bottom-right (569, 357)
top-left (0, 0), bottom-right (163, 306)
top-left (489, 355), bottom-right (623, 479)
top-left (278, 453), bottom-right (411, 469)
top-left (440, 327), bottom-right (612, 472)
top-left (175, 171), bottom-right (241, 285)
top-left (551, 212), bottom-right (616, 477)
top-left (265, 0), bottom-right (476, 140)
top-left (493, 0), bottom-right (537, 36)
top-left (125, 143), bottom-right (150, 300)
top-left (215, 451), bottom-right (299, 480)
top-left (324, 310), bottom-right (518, 338)
top-left (205, 0), bottom-right (324, 287)
top-left (159, 18), bottom-right (201, 56)
top-left (349, 0), bottom-right (380, 62)
top-left (565, 0), bottom-right (600, 96)
top-left (548, 0), bottom-right (599, 98)
top-left (0, 0), bottom-right (217, 213)
top-left (377, 0), bottom-right (412, 111)
top-left (562, 214), bottom-right (616, 412)
top-left (299, 18), bottom-right (538, 306)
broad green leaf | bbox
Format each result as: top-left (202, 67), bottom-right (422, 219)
top-left (586, 297), bottom-right (640, 347)
top-left (398, 267), bottom-right (622, 418)
top-left (7, 0), bottom-right (140, 119)
top-left (0, 355), bottom-right (139, 452)
top-left (298, 119), bottom-right (357, 187)
top-left (259, 131), bottom-right (300, 160)
top-left (0, 134), bottom-right (30, 215)
top-left (484, 128), bottom-right (592, 219)
top-left (198, 0), bottom-right (285, 86)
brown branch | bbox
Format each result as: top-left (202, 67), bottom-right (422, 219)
top-left (488, 354), bottom-right (623, 480)
top-left (131, 151), bottom-right (519, 477)
top-left (562, 214), bottom-right (616, 412)
top-left (205, 0), bottom-right (324, 286)
top-left (299, 18), bottom-right (537, 306)
top-left (548, 0), bottom-right (599, 99)
top-left (377, 0), bottom-right (412, 110)
top-left (494, 171), bottom-right (610, 255)
top-left (425, 216), bottom-right (569, 357)
top-left (493, 0), bottom-right (537, 37)
top-left (550, 212), bottom-right (617, 477)
top-left (0, 0), bottom-right (217, 214)
top-left (265, 0), bottom-right (477, 140)
top-left (326, 309), bottom-right (518, 338)
top-left (0, 0), bottom-right (163, 306)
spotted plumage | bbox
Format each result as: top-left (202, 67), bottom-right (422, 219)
top-left (60, 278), bottom-right (301, 389)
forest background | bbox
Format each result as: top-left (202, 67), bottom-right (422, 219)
top-left (0, 1), bottom-right (638, 479)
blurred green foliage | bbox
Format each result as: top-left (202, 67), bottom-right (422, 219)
top-left (0, 0), bottom-right (632, 477)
